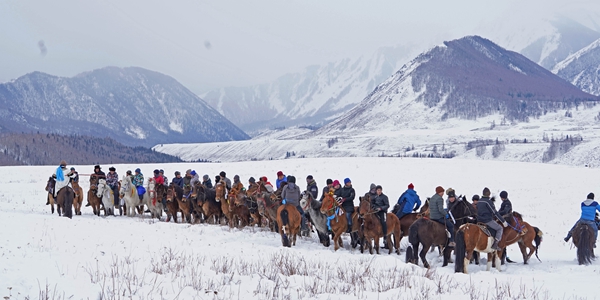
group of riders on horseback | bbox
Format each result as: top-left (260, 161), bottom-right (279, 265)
top-left (45, 160), bottom-right (599, 267)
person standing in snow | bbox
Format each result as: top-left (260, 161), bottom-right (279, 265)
top-left (565, 193), bottom-right (600, 244)
top-left (306, 175), bottom-right (319, 199)
top-left (395, 183), bottom-right (421, 220)
top-left (276, 171), bottom-right (287, 189)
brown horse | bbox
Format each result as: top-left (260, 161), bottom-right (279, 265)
top-left (56, 186), bottom-right (74, 218)
top-left (571, 222), bottom-right (596, 265)
top-left (243, 184), bottom-right (263, 226)
top-left (395, 200), bottom-right (430, 246)
top-left (188, 182), bottom-right (205, 222)
top-left (45, 177), bottom-right (57, 214)
top-left (256, 189), bottom-right (280, 232)
top-left (454, 211), bottom-right (539, 273)
top-left (227, 187), bottom-right (251, 228)
top-left (72, 181), bottom-right (84, 215)
top-left (358, 194), bottom-right (401, 255)
top-left (196, 184), bottom-right (222, 224)
top-left (406, 217), bottom-right (453, 268)
top-left (176, 183), bottom-right (192, 223)
top-left (502, 212), bottom-right (543, 265)
top-left (165, 184), bottom-right (181, 223)
top-left (88, 176), bottom-right (103, 216)
top-left (320, 189), bottom-right (360, 251)
top-left (215, 182), bottom-right (232, 225)
top-left (276, 203), bottom-right (302, 247)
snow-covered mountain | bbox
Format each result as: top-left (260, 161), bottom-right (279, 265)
top-left (313, 36), bottom-right (597, 135)
top-left (478, 15), bottom-right (600, 70)
top-left (202, 46), bottom-right (416, 132)
top-left (553, 38), bottom-right (600, 96)
top-left (0, 67), bottom-right (249, 147)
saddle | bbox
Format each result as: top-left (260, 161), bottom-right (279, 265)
top-left (476, 223), bottom-right (495, 237)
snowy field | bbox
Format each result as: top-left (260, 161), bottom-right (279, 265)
top-left (1, 157), bottom-right (599, 299)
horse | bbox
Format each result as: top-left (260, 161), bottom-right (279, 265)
top-left (243, 184), bottom-right (264, 227)
top-left (215, 182), bottom-right (231, 225)
top-left (196, 184), bottom-right (222, 224)
top-left (405, 218), bottom-right (453, 269)
top-left (120, 175), bottom-right (140, 217)
top-left (571, 222), bottom-right (595, 265)
top-left (227, 188), bottom-right (251, 228)
top-left (395, 199), bottom-right (430, 246)
top-left (165, 184), bottom-right (183, 223)
top-left (300, 191), bottom-right (330, 247)
top-left (174, 183), bottom-right (192, 223)
top-left (45, 177), bottom-right (57, 214)
top-left (71, 180), bottom-right (84, 216)
top-left (187, 182), bottom-right (205, 223)
top-left (277, 203), bottom-right (302, 247)
top-left (97, 179), bottom-right (115, 216)
top-left (88, 176), bottom-right (103, 216)
top-left (143, 178), bottom-right (163, 219)
top-left (500, 212), bottom-right (543, 265)
top-left (320, 189), bottom-right (361, 251)
top-left (358, 194), bottom-right (401, 255)
top-left (56, 186), bottom-right (74, 218)
top-left (454, 211), bottom-right (539, 273)
top-left (256, 189), bottom-right (280, 232)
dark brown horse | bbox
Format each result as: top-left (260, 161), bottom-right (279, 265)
top-left (277, 203), bottom-right (302, 247)
top-left (227, 187), bottom-right (250, 228)
top-left (88, 176), bottom-right (103, 216)
top-left (243, 184), bottom-right (263, 227)
top-left (165, 184), bottom-right (181, 223)
top-left (188, 182), bottom-right (205, 223)
top-left (175, 183), bottom-right (192, 223)
top-left (256, 189), bottom-right (280, 232)
top-left (56, 186), bottom-right (74, 218)
top-left (395, 200), bottom-right (430, 246)
top-left (406, 218), bottom-right (453, 268)
top-left (571, 221), bottom-right (595, 265)
top-left (196, 184), bottom-right (222, 224)
top-left (358, 194), bottom-right (401, 255)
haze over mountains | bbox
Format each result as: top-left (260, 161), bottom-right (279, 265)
top-left (0, 67), bottom-right (249, 147)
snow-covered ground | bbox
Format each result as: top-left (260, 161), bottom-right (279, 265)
top-left (1, 158), bottom-right (598, 299)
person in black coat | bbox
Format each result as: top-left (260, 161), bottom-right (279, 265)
top-left (498, 190), bottom-right (513, 218)
top-left (335, 178), bottom-right (356, 232)
top-left (477, 187), bottom-right (508, 250)
top-left (320, 179), bottom-right (333, 201)
top-left (172, 171), bottom-right (184, 188)
top-left (371, 185), bottom-right (390, 241)
top-left (306, 175), bottom-right (319, 199)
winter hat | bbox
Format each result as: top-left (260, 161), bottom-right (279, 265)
top-left (288, 176), bottom-right (296, 184)
top-left (446, 188), bottom-right (455, 197)
top-left (234, 175), bottom-right (240, 182)
top-left (588, 193), bottom-right (595, 200)
top-left (154, 169), bottom-right (160, 174)
top-left (94, 165), bottom-right (101, 170)
top-left (370, 183), bottom-right (377, 191)
top-left (70, 167), bottom-right (76, 171)
top-left (126, 170), bottom-right (132, 175)
top-left (344, 178), bottom-right (351, 185)
top-left (215, 176), bottom-right (221, 183)
top-left (60, 160), bottom-right (67, 167)
top-left (376, 185), bottom-right (383, 191)
top-left (333, 180), bottom-right (341, 187)
top-left (435, 186), bottom-right (444, 194)
top-left (260, 176), bottom-right (268, 182)
top-left (220, 171), bottom-right (226, 177)
top-left (327, 179), bottom-right (333, 185)
top-left (109, 167), bottom-right (116, 171)
top-left (135, 168), bottom-right (141, 173)
top-left (159, 169), bottom-right (164, 174)
top-left (306, 175), bottom-right (313, 180)
top-left (408, 183), bottom-right (414, 190)
top-left (185, 169), bottom-right (192, 175)
top-left (174, 171), bottom-right (180, 176)
top-left (472, 195), bottom-right (480, 201)
top-left (482, 187), bottom-right (491, 197)
top-left (190, 170), bottom-right (197, 176)
top-left (499, 191), bottom-right (508, 199)
top-left (277, 171), bottom-right (284, 177)
top-left (249, 177), bottom-right (256, 183)
top-left (203, 174), bottom-right (209, 180)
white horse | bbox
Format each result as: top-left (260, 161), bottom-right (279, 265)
top-left (143, 178), bottom-right (163, 219)
top-left (97, 179), bottom-right (115, 216)
top-left (120, 175), bottom-right (140, 217)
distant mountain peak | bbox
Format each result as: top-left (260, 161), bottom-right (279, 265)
top-left (553, 38), bottom-right (600, 96)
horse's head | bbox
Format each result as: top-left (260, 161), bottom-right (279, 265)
top-left (89, 175), bottom-right (98, 185)
top-left (358, 194), bottom-right (373, 217)
top-left (215, 183), bottom-right (225, 202)
top-left (320, 191), bottom-right (336, 215)
top-left (255, 192), bottom-right (267, 216)
top-left (300, 191), bottom-right (312, 210)
top-left (450, 195), bottom-right (475, 220)
top-left (119, 176), bottom-right (132, 199)
top-left (166, 185), bottom-right (175, 202)
top-left (45, 177), bottom-right (55, 192)
top-left (419, 198), bottom-right (430, 217)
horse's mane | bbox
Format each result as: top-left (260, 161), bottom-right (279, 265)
top-left (513, 211), bottom-right (523, 220)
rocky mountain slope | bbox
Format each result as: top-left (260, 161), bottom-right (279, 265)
top-left (0, 67), bottom-right (249, 147)
top-left (553, 38), bottom-right (600, 96)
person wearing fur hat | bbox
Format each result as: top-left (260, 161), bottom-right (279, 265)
top-left (430, 186), bottom-right (456, 247)
top-left (107, 167), bottom-right (120, 207)
top-left (91, 165), bottom-right (106, 181)
top-left (564, 193), bottom-right (600, 244)
top-left (276, 171), bottom-right (287, 189)
top-left (334, 178), bottom-right (356, 232)
top-left (477, 187), bottom-right (508, 250)
top-left (445, 188), bottom-right (458, 212)
top-left (306, 175), bottom-right (319, 199)
top-left (498, 191), bottom-right (513, 219)
top-left (320, 179), bottom-right (334, 201)
top-left (183, 170), bottom-right (193, 187)
top-left (395, 183), bottom-right (422, 220)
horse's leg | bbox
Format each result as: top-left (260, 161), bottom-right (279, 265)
top-left (420, 244), bottom-right (431, 268)
top-left (464, 251), bottom-right (472, 274)
top-left (411, 243), bottom-right (419, 265)
top-left (486, 253), bottom-right (493, 271)
top-left (495, 251), bottom-right (502, 271)
top-left (375, 236), bottom-right (381, 255)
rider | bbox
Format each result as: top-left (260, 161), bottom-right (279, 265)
top-left (189, 171), bottom-right (200, 186)
top-left (306, 175), bottom-right (319, 199)
top-left (430, 186), bottom-right (456, 247)
top-left (70, 167), bottom-right (79, 183)
top-left (477, 187), bottom-right (508, 250)
top-left (564, 193), bottom-right (600, 244)
top-left (133, 168), bottom-right (145, 200)
top-left (220, 171), bottom-right (232, 191)
top-left (172, 171), bottom-right (184, 188)
top-left (202, 174), bottom-right (213, 188)
top-left (52, 160), bottom-right (77, 218)
top-left (159, 169), bottom-right (169, 186)
top-left (92, 165), bottom-right (106, 181)
top-left (276, 171), bottom-right (287, 189)
top-left (320, 179), bottom-right (333, 201)
top-left (248, 177), bottom-right (258, 190)
top-left (470, 195), bottom-right (480, 222)
top-left (260, 176), bottom-right (274, 192)
top-left (395, 183), bottom-right (421, 220)
top-left (281, 175), bottom-right (307, 234)
top-left (335, 178), bottom-right (356, 233)
top-left (498, 191), bottom-right (513, 219)
top-left (106, 167), bottom-right (119, 207)
top-left (153, 169), bottom-right (165, 186)
top-left (183, 170), bottom-right (192, 187)
top-left (371, 185), bottom-right (390, 244)
top-left (232, 175), bottom-right (244, 191)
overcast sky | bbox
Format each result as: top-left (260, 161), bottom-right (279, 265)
top-left (0, 0), bottom-right (598, 94)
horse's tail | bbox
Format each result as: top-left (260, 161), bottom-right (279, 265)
top-left (533, 227), bottom-right (543, 262)
top-left (408, 221), bottom-right (419, 245)
top-left (454, 229), bottom-right (466, 273)
top-left (280, 208), bottom-right (290, 247)
top-left (405, 245), bottom-right (413, 263)
top-left (577, 224), bottom-right (595, 265)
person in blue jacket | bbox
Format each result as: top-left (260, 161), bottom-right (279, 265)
top-left (565, 193), bottom-right (600, 244)
top-left (276, 171), bottom-right (287, 189)
top-left (395, 183), bottom-right (421, 220)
